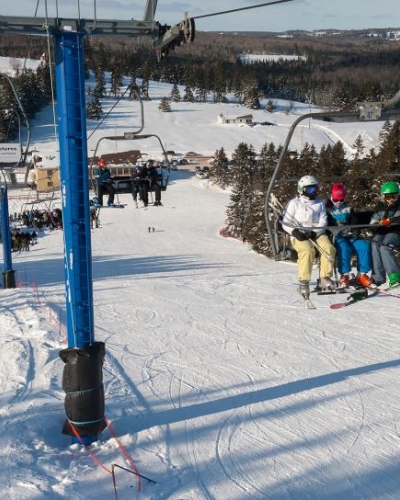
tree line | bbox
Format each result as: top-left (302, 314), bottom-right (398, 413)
top-left (1, 30), bottom-right (400, 117)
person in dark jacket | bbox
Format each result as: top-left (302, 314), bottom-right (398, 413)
top-left (137, 165), bottom-right (149, 207)
top-left (96, 160), bottom-right (115, 206)
top-left (131, 166), bottom-right (141, 206)
top-left (148, 162), bottom-right (162, 206)
top-left (370, 181), bottom-right (400, 288)
top-left (326, 183), bottom-right (373, 288)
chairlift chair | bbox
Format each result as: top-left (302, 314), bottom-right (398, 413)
top-left (90, 132), bottom-right (171, 197)
top-left (265, 101), bottom-right (400, 262)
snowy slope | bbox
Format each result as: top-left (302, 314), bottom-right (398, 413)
top-left (25, 75), bottom-right (384, 164)
top-left (2, 171), bottom-right (400, 499)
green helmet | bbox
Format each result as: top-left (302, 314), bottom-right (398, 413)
top-left (381, 181), bottom-right (400, 196)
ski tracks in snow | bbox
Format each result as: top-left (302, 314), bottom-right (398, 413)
top-left (0, 289), bottom-right (73, 499)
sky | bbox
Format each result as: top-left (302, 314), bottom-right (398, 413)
top-left (1, 58), bottom-right (400, 499)
top-left (1, 0), bottom-right (400, 33)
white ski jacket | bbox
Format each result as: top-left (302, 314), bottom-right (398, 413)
top-left (282, 195), bottom-right (328, 237)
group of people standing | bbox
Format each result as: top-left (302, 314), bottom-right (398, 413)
top-left (282, 175), bottom-right (400, 297)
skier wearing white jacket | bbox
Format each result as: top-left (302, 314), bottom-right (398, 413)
top-left (282, 175), bottom-right (336, 297)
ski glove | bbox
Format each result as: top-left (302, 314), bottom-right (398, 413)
top-left (379, 218), bottom-right (391, 226)
top-left (309, 231), bottom-right (317, 240)
top-left (340, 228), bottom-right (353, 238)
top-left (292, 229), bottom-right (317, 241)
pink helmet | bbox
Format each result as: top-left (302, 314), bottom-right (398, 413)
top-left (331, 183), bottom-right (346, 201)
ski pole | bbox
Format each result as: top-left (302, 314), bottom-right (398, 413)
top-left (372, 240), bottom-right (400, 254)
top-left (308, 237), bottom-right (338, 287)
top-left (308, 237), bottom-right (335, 264)
top-left (282, 210), bottom-right (335, 263)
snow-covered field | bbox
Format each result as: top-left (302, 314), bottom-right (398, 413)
top-left (1, 58), bottom-right (400, 499)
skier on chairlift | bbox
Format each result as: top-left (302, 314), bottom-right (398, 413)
top-left (369, 181), bottom-right (400, 288)
top-left (96, 159), bottom-right (115, 207)
top-left (282, 175), bottom-right (336, 298)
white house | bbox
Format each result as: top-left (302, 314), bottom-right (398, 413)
top-left (217, 113), bottom-right (253, 125)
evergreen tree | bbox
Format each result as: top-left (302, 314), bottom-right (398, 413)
top-left (316, 144), bottom-right (334, 179)
top-left (110, 64), bottom-right (123, 98)
top-left (158, 97), bottom-right (171, 112)
top-left (257, 142), bottom-right (278, 192)
top-left (265, 99), bottom-right (274, 112)
top-left (170, 83), bottom-right (181, 102)
top-left (225, 143), bottom-right (256, 238)
top-left (128, 74), bottom-right (139, 100)
top-left (183, 84), bottom-right (195, 103)
top-left (15, 69), bottom-right (41, 119)
top-left (209, 148), bottom-right (230, 188)
top-left (86, 93), bottom-right (103, 120)
top-left (93, 69), bottom-right (106, 98)
top-left (331, 141), bottom-right (347, 176)
top-left (213, 62), bottom-right (227, 104)
top-left (35, 62), bottom-right (53, 105)
top-left (377, 120), bottom-right (400, 176)
top-left (378, 120), bottom-right (392, 147)
top-left (298, 142), bottom-right (318, 174)
top-left (243, 190), bottom-right (269, 255)
top-left (0, 110), bottom-right (9, 141)
top-left (243, 75), bottom-right (260, 109)
top-left (141, 61), bottom-right (152, 100)
top-left (345, 151), bottom-right (376, 210)
top-left (195, 67), bottom-right (208, 103)
top-left (353, 134), bottom-right (364, 161)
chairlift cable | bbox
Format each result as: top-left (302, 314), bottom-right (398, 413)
top-left (42, 0), bottom-right (59, 150)
top-left (93, 0), bottom-right (97, 30)
top-left (192, 0), bottom-right (295, 20)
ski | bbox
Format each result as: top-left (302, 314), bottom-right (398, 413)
top-left (101, 204), bottom-right (126, 208)
top-left (312, 283), bottom-right (362, 295)
top-left (330, 288), bottom-right (379, 309)
top-left (378, 288), bottom-right (400, 299)
top-left (303, 297), bottom-right (316, 309)
top-left (92, 204), bottom-right (126, 209)
top-left (315, 288), bottom-right (347, 295)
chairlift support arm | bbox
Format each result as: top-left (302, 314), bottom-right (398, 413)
top-left (0, 13), bottom-right (196, 59)
top-left (0, 16), bottom-right (158, 37)
top-left (91, 132), bottom-right (171, 168)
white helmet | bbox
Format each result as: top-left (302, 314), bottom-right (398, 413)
top-left (297, 175), bottom-right (318, 194)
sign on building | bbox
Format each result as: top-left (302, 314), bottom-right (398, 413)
top-left (0, 143), bottom-right (21, 163)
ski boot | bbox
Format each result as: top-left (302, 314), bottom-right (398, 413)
top-left (388, 272), bottom-right (400, 289)
top-left (319, 277), bottom-right (335, 292)
top-left (298, 280), bottom-right (310, 299)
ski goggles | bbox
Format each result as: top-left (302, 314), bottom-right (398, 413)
top-left (384, 194), bottom-right (398, 202)
top-left (303, 185), bottom-right (318, 196)
top-left (332, 198), bottom-right (345, 203)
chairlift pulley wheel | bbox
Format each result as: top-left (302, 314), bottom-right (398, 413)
top-left (182, 17), bottom-right (195, 44)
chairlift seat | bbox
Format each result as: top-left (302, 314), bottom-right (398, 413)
top-left (109, 174), bottom-right (168, 194)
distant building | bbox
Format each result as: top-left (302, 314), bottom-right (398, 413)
top-left (33, 167), bottom-right (60, 193)
top-left (387, 31), bottom-right (400, 40)
top-left (237, 53), bottom-right (304, 64)
top-left (217, 113), bottom-right (253, 125)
